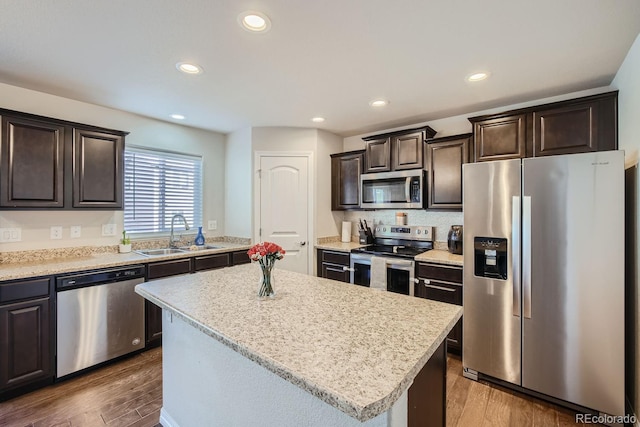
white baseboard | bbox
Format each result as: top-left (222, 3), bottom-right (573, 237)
top-left (159, 407), bottom-right (179, 427)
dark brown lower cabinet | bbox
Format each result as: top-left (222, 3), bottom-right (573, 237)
top-left (194, 253), bottom-right (229, 271)
top-left (415, 262), bottom-right (463, 354)
top-left (145, 259), bottom-right (193, 347)
top-left (230, 250), bottom-right (251, 266)
top-left (316, 249), bottom-right (350, 283)
top-left (0, 277), bottom-right (54, 400)
top-left (408, 339), bottom-right (446, 427)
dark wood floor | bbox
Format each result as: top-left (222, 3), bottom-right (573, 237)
top-left (0, 349), bottom-right (585, 427)
top-left (0, 348), bottom-right (162, 427)
top-left (446, 355), bottom-right (584, 426)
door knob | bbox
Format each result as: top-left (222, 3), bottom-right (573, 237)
top-left (300, 241), bottom-right (306, 246)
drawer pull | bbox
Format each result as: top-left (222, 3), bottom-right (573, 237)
top-left (425, 284), bottom-right (456, 293)
top-left (342, 266), bottom-right (354, 272)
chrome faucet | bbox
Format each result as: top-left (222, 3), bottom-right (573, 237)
top-left (169, 214), bottom-right (190, 248)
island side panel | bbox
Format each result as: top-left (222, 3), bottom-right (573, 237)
top-left (408, 340), bottom-right (446, 427)
top-left (160, 310), bottom-right (405, 427)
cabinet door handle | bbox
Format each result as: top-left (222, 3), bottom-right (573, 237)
top-left (423, 279), bottom-right (431, 285)
top-left (300, 241), bottom-right (306, 246)
top-left (343, 266), bottom-right (354, 272)
top-left (425, 284), bottom-right (456, 293)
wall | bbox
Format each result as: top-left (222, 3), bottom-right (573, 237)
top-left (224, 128), bottom-right (253, 239)
top-left (611, 32), bottom-right (640, 422)
top-left (251, 127), bottom-right (345, 240)
top-left (342, 86), bottom-right (615, 245)
top-left (0, 83), bottom-right (226, 251)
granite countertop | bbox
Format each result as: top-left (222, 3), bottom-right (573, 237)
top-left (314, 241), bottom-right (366, 252)
top-left (415, 249), bottom-right (463, 266)
top-left (0, 242), bottom-right (251, 281)
top-left (135, 264), bottom-right (462, 422)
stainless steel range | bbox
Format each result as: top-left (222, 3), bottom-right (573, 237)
top-left (349, 225), bottom-right (433, 295)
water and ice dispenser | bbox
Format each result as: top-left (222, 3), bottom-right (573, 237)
top-left (474, 237), bottom-right (508, 280)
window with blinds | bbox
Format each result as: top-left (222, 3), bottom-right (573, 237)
top-left (124, 146), bottom-right (203, 234)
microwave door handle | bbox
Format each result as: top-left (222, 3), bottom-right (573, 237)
top-left (405, 177), bottom-right (411, 202)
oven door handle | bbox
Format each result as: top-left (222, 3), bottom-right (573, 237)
top-left (389, 259), bottom-right (413, 266)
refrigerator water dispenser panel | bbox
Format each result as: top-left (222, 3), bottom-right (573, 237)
top-left (474, 237), bottom-right (508, 280)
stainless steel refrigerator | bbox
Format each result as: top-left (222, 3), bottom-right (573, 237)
top-left (462, 150), bottom-right (624, 417)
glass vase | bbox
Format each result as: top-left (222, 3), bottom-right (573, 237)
top-left (258, 260), bottom-right (275, 298)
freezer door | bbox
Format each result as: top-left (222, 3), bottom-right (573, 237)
top-left (522, 151), bottom-right (624, 416)
top-left (462, 159), bottom-right (522, 385)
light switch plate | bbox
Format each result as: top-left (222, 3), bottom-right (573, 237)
top-left (50, 226), bottom-right (63, 240)
top-left (208, 220), bottom-right (217, 230)
top-left (102, 224), bottom-right (116, 236)
top-left (70, 226), bottom-right (81, 238)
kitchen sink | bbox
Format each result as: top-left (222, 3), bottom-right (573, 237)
top-left (135, 248), bottom-right (189, 256)
top-left (179, 244), bottom-right (222, 251)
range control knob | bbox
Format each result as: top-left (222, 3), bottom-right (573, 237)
top-left (416, 229), bottom-right (422, 234)
top-left (383, 227), bottom-right (387, 232)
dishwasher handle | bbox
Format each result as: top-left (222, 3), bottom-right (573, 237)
top-left (56, 265), bottom-right (146, 290)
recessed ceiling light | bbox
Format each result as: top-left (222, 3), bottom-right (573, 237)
top-left (171, 114), bottom-right (185, 120)
top-left (239, 11), bottom-right (271, 33)
top-left (311, 117), bottom-right (325, 123)
top-left (466, 72), bottom-right (489, 82)
top-left (176, 62), bottom-right (203, 75)
top-left (369, 99), bottom-right (389, 108)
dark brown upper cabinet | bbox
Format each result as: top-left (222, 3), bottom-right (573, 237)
top-left (331, 150), bottom-right (364, 210)
top-left (0, 108), bottom-right (128, 210)
top-left (533, 94), bottom-right (617, 157)
top-left (425, 134), bottom-right (471, 210)
top-left (469, 91), bottom-right (617, 162)
top-left (363, 126), bottom-right (437, 173)
top-left (0, 115), bottom-right (65, 208)
top-left (470, 113), bottom-right (528, 162)
top-left (363, 137), bottom-right (390, 172)
top-left (73, 129), bottom-right (124, 208)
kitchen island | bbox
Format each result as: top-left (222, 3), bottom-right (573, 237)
top-left (135, 263), bottom-right (462, 427)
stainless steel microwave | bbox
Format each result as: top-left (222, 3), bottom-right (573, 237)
top-left (360, 169), bottom-right (425, 209)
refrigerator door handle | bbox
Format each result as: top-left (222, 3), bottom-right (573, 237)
top-left (512, 196), bottom-right (521, 318)
top-left (522, 196), bottom-right (532, 319)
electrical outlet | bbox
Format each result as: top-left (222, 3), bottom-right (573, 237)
top-left (102, 224), bottom-right (116, 236)
top-left (70, 226), bottom-right (81, 238)
top-left (208, 220), bottom-right (217, 230)
top-left (0, 228), bottom-right (21, 242)
top-left (50, 226), bottom-right (63, 240)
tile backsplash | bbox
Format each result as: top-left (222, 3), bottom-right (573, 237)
top-left (343, 210), bottom-right (463, 243)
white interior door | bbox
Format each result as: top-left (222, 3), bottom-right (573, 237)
top-left (258, 155), bottom-right (309, 274)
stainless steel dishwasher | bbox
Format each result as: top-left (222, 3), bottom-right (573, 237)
top-left (56, 265), bottom-right (146, 378)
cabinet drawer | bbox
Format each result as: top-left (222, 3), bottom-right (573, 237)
top-left (417, 263), bottom-right (462, 284)
top-left (321, 263), bottom-right (350, 283)
top-left (419, 280), bottom-right (462, 306)
top-left (194, 253), bottom-right (229, 271)
top-left (231, 251), bottom-right (251, 266)
top-left (321, 250), bottom-right (350, 266)
top-left (147, 259), bottom-right (192, 279)
top-left (0, 277), bottom-right (52, 304)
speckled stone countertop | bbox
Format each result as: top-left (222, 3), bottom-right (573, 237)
top-left (135, 264), bottom-right (462, 421)
top-left (415, 249), bottom-right (463, 266)
top-left (0, 242), bottom-right (251, 281)
top-left (314, 241), bottom-right (366, 252)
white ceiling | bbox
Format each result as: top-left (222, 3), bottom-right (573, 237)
top-left (1, 0), bottom-right (639, 137)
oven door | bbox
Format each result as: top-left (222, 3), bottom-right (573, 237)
top-left (385, 258), bottom-right (415, 296)
top-left (350, 253), bottom-right (371, 287)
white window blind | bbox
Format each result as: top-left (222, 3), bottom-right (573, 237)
top-left (124, 146), bottom-right (203, 234)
